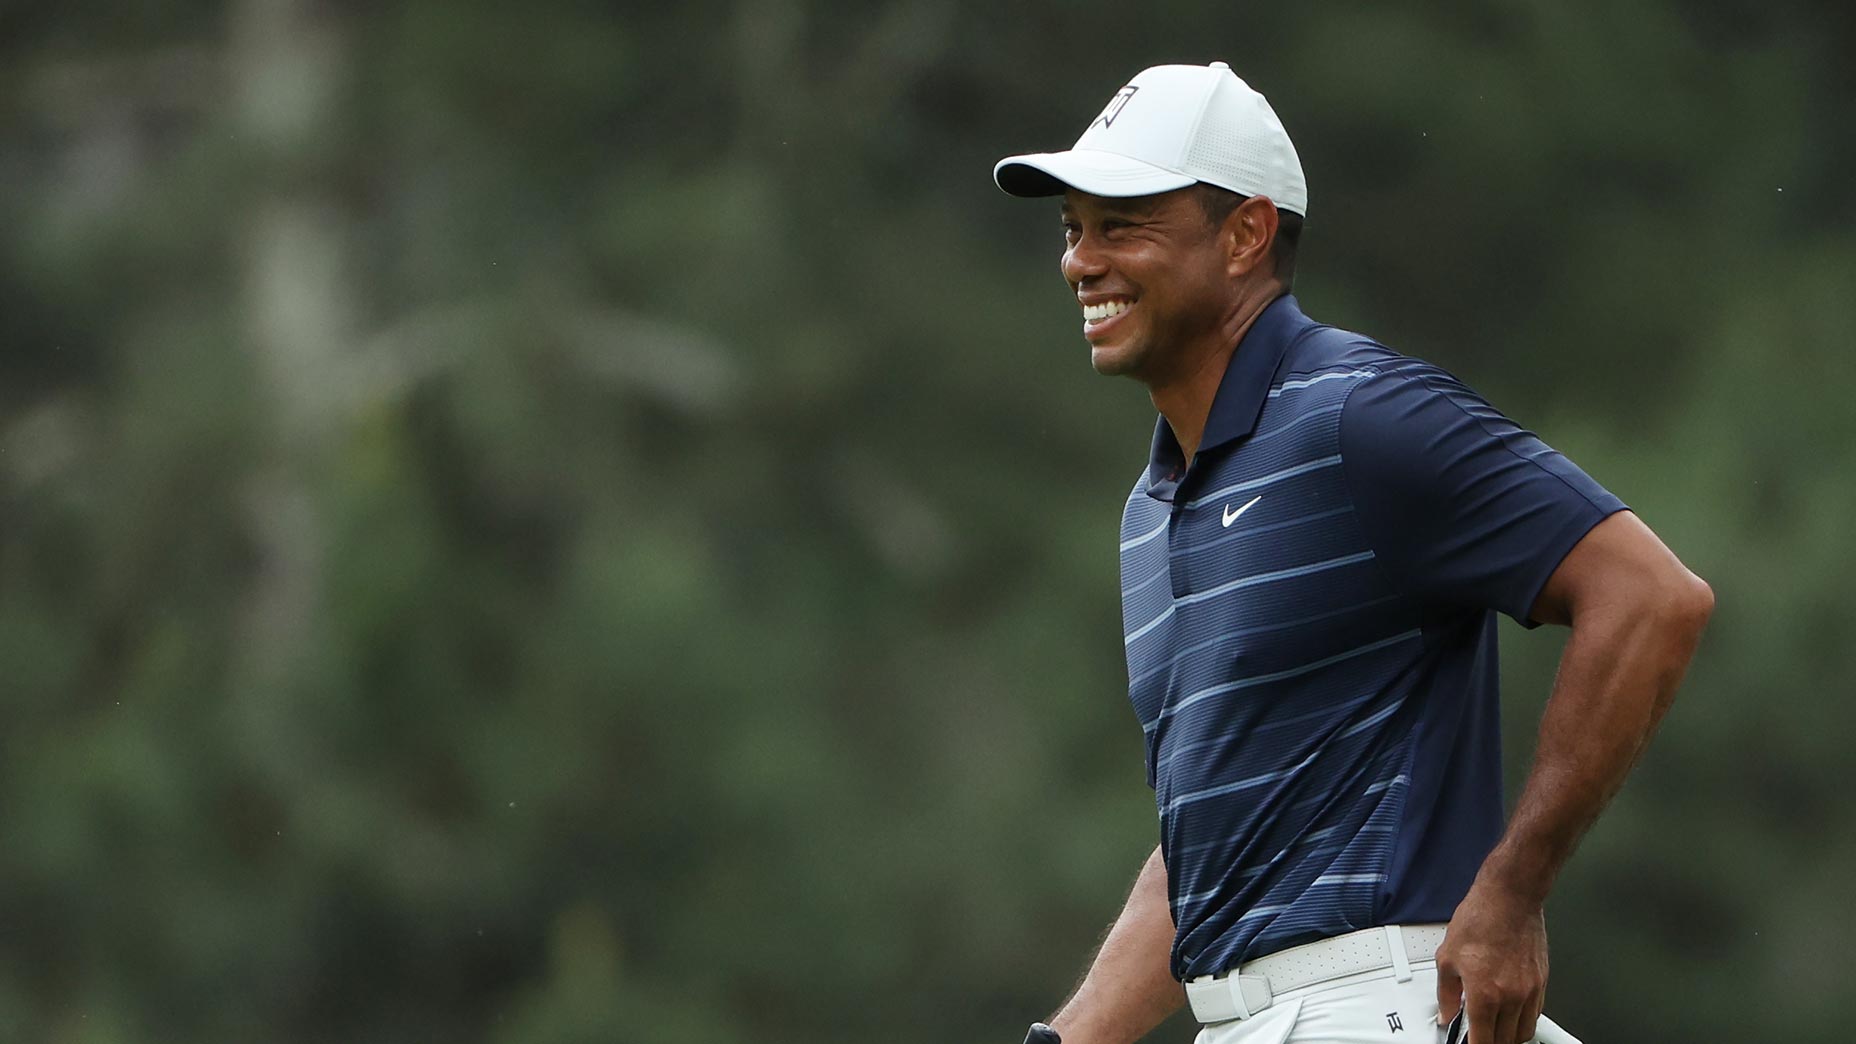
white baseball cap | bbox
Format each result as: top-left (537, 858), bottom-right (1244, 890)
top-left (993, 62), bottom-right (1308, 217)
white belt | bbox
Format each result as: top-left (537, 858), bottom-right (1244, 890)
top-left (1186, 924), bottom-right (1449, 1024)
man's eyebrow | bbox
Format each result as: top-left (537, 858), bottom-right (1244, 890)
top-left (1103, 198), bottom-right (1161, 217)
top-left (1059, 198), bottom-right (1158, 219)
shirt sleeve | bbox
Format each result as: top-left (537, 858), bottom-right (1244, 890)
top-left (1339, 366), bottom-right (1627, 626)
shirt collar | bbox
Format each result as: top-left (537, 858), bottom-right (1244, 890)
top-left (1143, 293), bottom-right (1313, 502)
top-left (1200, 292), bottom-right (1313, 452)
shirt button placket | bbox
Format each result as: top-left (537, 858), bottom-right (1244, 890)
top-left (1167, 502), bottom-right (1191, 600)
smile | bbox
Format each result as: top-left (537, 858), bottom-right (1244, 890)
top-left (1083, 298), bottom-right (1133, 322)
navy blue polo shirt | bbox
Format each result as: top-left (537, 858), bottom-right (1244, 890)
top-left (1118, 294), bottom-right (1625, 980)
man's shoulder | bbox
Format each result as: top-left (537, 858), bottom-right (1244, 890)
top-left (1254, 320), bottom-right (1404, 423)
top-left (1277, 318), bottom-right (1425, 383)
top-left (1277, 319), bottom-right (1480, 411)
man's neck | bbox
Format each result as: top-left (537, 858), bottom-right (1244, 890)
top-left (1148, 289), bottom-right (1281, 466)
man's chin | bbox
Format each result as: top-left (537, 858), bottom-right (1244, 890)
top-left (1090, 342), bottom-right (1145, 377)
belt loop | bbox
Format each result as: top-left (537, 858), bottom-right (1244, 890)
top-left (1386, 925), bottom-right (1412, 983)
top-left (1229, 974), bottom-right (1255, 1019)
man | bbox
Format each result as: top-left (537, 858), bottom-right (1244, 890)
top-left (991, 63), bottom-right (1713, 1044)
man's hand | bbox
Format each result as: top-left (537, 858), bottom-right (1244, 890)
top-left (1435, 881), bottom-right (1548, 1044)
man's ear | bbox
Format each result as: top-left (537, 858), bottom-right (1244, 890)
top-left (1225, 196), bottom-right (1279, 281)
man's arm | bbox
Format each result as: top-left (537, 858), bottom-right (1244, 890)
top-left (1047, 845), bottom-right (1183, 1044)
top-left (1435, 510), bottom-right (1714, 1044)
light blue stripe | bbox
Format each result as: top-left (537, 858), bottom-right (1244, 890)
top-left (1170, 883), bottom-right (1246, 909)
top-left (1335, 699), bottom-right (1406, 740)
top-left (1267, 369), bottom-right (1373, 397)
top-left (1164, 744), bottom-right (1324, 814)
top-left (1171, 802), bottom-right (1404, 864)
top-left (1248, 401), bottom-right (1345, 444)
top-left (1124, 605), bottom-right (1175, 646)
top-left (1247, 688), bottom-right (1388, 737)
top-left (1172, 825), bottom-right (1346, 873)
top-left (1168, 505), bottom-right (1352, 558)
top-left (1226, 869), bottom-right (1383, 924)
top-left (1147, 629), bottom-right (1419, 730)
top-left (1120, 563), bottom-right (1170, 598)
top-left (1164, 767), bottom-right (1295, 812)
top-left (1311, 872), bottom-right (1387, 885)
top-left (1231, 902), bottom-right (1292, 924)
top-left (1176, 864), bottom-right (1391, 914)
top-left (1158, 689), bottom-right (1375, 771)
top-left (1238, 842), bottom-right (1348, 881)
top-left (1175, 549), bottom-right (1376, 608)
top-left (1128, 593), bottom-right (1399, 687)
top-left (1119, 516), bottom-right (1167, 551)
top-left (1184, 455), bottom-right (1341, 510)
top-left (1227, 825), bottom-right (1399, 879)
top-left (1158, 687), bottom-right (1396, 772)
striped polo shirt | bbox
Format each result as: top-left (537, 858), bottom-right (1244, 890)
top-left (1119, 294), bottom-right (1624, 980)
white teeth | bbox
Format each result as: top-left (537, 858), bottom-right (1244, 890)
top-left (1083, 299), bottom-right (1131, 321)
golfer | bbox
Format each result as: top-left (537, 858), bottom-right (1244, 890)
top-left (993, 62), bottom-right (1713, 1044)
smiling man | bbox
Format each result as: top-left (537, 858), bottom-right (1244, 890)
top-left (993, 63), bottom-right (1713, 1044)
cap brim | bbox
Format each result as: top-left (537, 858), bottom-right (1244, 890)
top-left (992, 148), bottom-right (1199, 198)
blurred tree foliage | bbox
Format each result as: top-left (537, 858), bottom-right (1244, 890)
top-left (1, 1), bottom-right (1852, 1042)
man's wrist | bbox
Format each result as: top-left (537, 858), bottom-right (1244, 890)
top-left (1471, 844), bottom-right (1556, 909)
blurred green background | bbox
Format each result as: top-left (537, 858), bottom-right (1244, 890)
top-left (2, 1), bottom-right (1851, 1041)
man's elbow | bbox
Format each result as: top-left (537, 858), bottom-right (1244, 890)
top-left (1656, 568), bottom-right (1715, 639)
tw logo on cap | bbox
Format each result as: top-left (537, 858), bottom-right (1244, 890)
top-left (1091, 85), bottom-right (1139, 129)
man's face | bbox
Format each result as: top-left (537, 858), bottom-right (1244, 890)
top-left (1059, 187), bottom-right (1232, 381)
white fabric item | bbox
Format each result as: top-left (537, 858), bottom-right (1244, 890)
top-left (1386, 925), bottom-right (1414, 983)
top-left (1186, 970), bottom-right (1274, 1023)
top-left (1194, 964), bottom-right (1584, 1044)
top-left (1189, 924), bottom-right (1450, 1022)
top-left (993, 62), bottom-right (1308, 216)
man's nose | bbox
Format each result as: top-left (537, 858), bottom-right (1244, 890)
top-left (1062, 236), bottom-right (1108, 285)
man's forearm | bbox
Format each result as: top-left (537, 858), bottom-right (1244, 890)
top-left (1049, 845), bottom-right (1182, 1044)
top-left (1437, 514), bottom-right (1713, 1043)
top-left (1480, 571), bottom-right (1713, 902)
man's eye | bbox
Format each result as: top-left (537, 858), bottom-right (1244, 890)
top-left (1061, 223), bottom-right (1080, 240)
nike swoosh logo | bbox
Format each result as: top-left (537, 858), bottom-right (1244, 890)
top-left (1222, 495), bottom-right (1263, 528)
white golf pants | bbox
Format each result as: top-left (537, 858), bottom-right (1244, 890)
top-left (1193, 963), bottom-right (1581, 1044)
